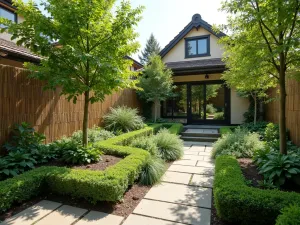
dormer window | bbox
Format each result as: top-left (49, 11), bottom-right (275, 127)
top-left (185, 35), bottom-right (210, 58)
top-left (0, 6), bottom-right (17, 26)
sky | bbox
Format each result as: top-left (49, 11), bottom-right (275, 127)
top-left (127, 0), bottom-right (228, 61)
top-left (27, 0), bottom-right (228, 62)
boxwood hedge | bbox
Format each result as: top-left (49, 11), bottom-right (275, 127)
top-left (0, 123), bottom-right (181, 213)
top-left (214, 156), bottom-right (300, 225)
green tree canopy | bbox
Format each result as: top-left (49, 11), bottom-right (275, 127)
top-left (220, 0), bottom-right (300, 154)
top-left (139, 33), bottom-right (161, 65)
top-left (0, 0), bottom-right (144, 146)
top-left (137, 55), bottom-right (174, 121)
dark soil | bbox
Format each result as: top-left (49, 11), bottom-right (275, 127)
top-left (44, 155), bottom-right (122, 171)
top-left (238, 158), bottom-right (263, 187)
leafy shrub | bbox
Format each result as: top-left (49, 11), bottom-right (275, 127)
top-left (219, 126), bottom-right (235, 135)
top-left (214, 112), bottom-right (224, 120)
top-left (130, 136), bottom-right (158, 156)
top-left (0, 123), bottom-right (57, 180)
top-left (214, 156), bottom-right (300, 225)
top-left (212, 127), bottom-right (264, 159)
top-left (4, 122), bottom-right (46, 154)
top-left (104, 106), bottom-right (144, 133)
top-left (62, 145), bottom-right (102, 164)
top-left (257, 152), bottom-right (300, 186)
top-left (154, 129), bottom-right (183, 161)
top-left (70, 127), bottom-right (115, 144)
top-left (276, 205), bottom-right (300, 225)
top-left (240, 121), bottom-right (269, 136)
top-left (206, 104), bottom-right (216, 114)
top-left (139, 157), bottom-right (166, 185)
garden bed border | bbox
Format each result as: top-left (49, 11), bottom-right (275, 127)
top-left (0, 123), bottom-right (182, 213)
top-left (214, 156), bottom-right (300, 225)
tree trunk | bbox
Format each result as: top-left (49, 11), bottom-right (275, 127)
top-left (279, 70), bottom-right (287, 154)
top-left (254, 93), bottom-right (257, 125)
top-left (82, 91), bottom-right (90, 146)
top-left (154, 99), bottom-right (157, 122)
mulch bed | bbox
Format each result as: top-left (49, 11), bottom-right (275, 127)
top-left (238, 158), bottom-right (263, 187)
top-left (44, 155), bottom-right (122, 170)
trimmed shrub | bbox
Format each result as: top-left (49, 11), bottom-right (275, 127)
top-left (276, 205), bottom-right (300, 225)
top-left (167, 123), bottom-right (184, 135)
top-left (206, 104), bottom-right (216, 114)
top-left (214, 156), bottom-right (300, 225)
top-left (154, 129), bottom-right (183, 161)
top-left (139, 156), bottom-right (166, 185)
top-left (219, 126), bottom-right (235, 135)
top-left (212, 127), bottom-right (263, 159)
top-left (0, 126), bottom-right (155, 212)
top-left (103, 106), bottom-right (145, 133)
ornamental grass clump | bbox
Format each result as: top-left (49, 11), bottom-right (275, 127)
top-left (103, 106), bottom-right (145, 133)
top-left (154, 129), bottom-right (183, 161)
top-left (212, 127), bottom-right (264, 159)
top-left (139, 157), bottom-right (166, 185)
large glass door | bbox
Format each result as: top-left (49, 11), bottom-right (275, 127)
top-left (187, 82), bottom-right (229, 124)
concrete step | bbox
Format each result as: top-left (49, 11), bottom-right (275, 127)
top-left (181, 132), bottom-right (220, 138)
top-left (181, 136), bottom-right (218, 142)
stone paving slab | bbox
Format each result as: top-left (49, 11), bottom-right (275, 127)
top-left (0, 201), bottom-right (61, 225)
top-left (183, 141), bottom-right (206, 146)
top-left (133, 199), bottom-right (211, 225)
top-left (36, 205), bottom-right (87, 225)
top-left (203, 156), bottom-right (214, 162)
top-left (188, 146), bottom-right (205, 151)
top-left (190, 175), bottom-right (214, 188)
top-left (168, 165), bottom-right (214, 175)
top-left (173, 160), bottom-right (197, 166)
top-left (205, 146), bottom-right (213, 152)
top-left (183, 146), bottom-right (191, 150)
top-left (196, 161), bottom-right (215, 168)
top-left (145, 183), bottom-right (212, 208)
top-left (162, 171), bottom-right (192, 185)
top-left (182, 155), bottom-right (204, 161)
top-left (123, 214), bottom-right (186, 225)
top-left (183, 151), bottom-right (201, 155)
top-left (76, 211), bottom-right (123, 225)
top-left (185, 129), bottom-right (218, 134)
top-left (198, 151), bottom-right (212, 156)
top-left (183, 142), bottom-right (193, 147)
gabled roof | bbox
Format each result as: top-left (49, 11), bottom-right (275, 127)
top-left (160, 14), bottom-right (226, 58)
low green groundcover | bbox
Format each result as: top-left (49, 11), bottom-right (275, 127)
top-left (214, 156), bottom-right (300, 225)
top-left (0, 123), bottom-right (182, 213)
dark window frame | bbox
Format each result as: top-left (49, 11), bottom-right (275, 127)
top-left (185, 35), bottom-right (210, 58)
top-left (0, 5), bottom-right (17, 24)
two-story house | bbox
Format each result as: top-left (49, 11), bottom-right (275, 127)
top-left (159, 14), bottom-right (249, 125)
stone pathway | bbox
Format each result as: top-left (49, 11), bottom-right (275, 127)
top-left (1, 131), bottom-right (215, 225)
top-left (0, 200), bottom-right (124, 225)
top-left (123, 141), bottom-right (214, 225)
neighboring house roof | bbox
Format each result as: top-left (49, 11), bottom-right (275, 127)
top-left (0, 38), bottom-right (41, 62)
top-left (125, 56), bottom-right (143, 69)
top-left (160, 14), bottom-right (226, 58)
top-left (166, 58), bottom-right (226, 75)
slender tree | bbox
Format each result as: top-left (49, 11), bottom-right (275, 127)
top-left (137, 55), bottom-right (174, 122)
top-left (139, 33), bottom-right (161, 65)
top-left (0, 0), bottom-right (143, 146)
top-left (220, 0), bottom-right (300, 154)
